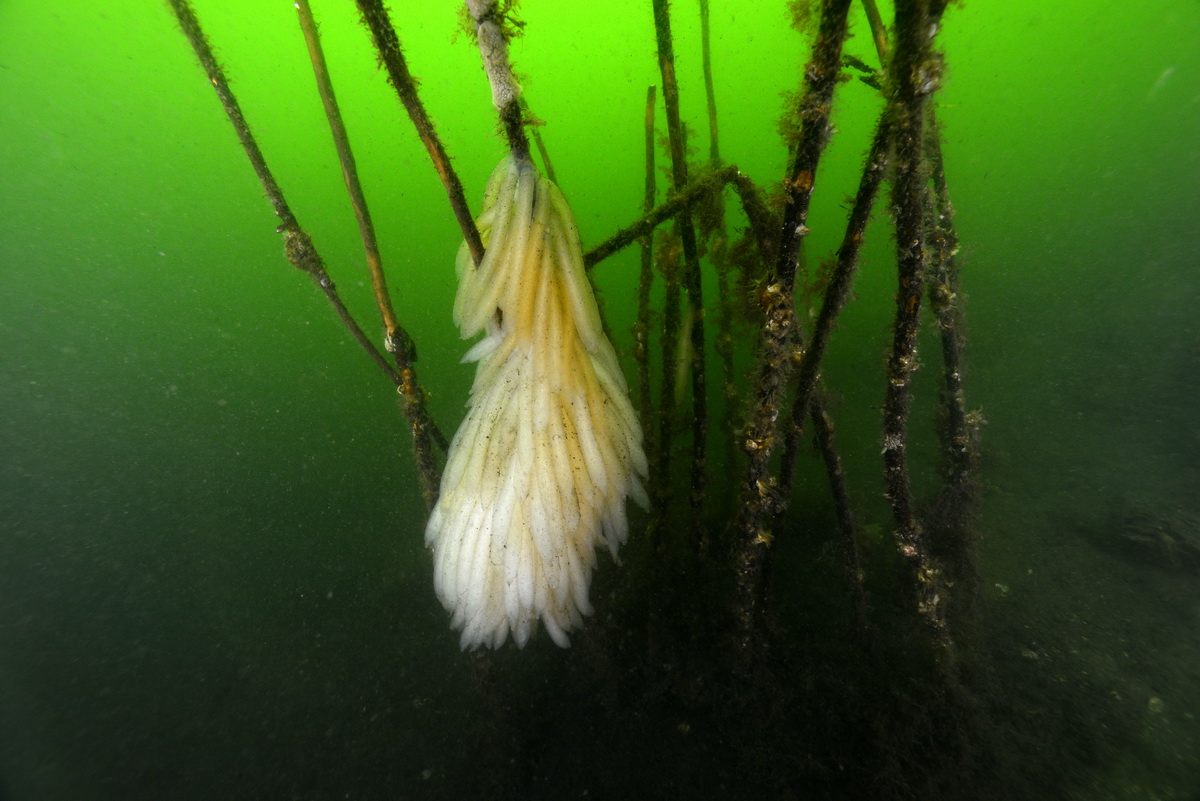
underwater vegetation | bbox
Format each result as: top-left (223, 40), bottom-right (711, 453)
top-left (138, 0), bottom-right (1188, 798)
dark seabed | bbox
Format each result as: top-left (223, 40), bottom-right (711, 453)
top-left (2, 1), bottom-right (1198, 799)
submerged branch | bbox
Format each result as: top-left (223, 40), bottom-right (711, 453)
top-left (168, 0), bottom-right (444, 509)
top-left (354, 0), bottom-right (485, 266)
top-left (859, 0), bottom-right (889, 66)
top-left (585, 165), bottom-right (739, 268)
top-left (296, 0), bottom-right (443, 508)
top-left (733, 0), bottom-right (854, 655)
top-left (925, 106), bottom-right (975, 492)
top-left (699, 0), bottom-right (737, 485)
top-left (635, 85), bottom-right (658, 478)
top-left (652, 0), bottom-right (708, 530)
top-left (810, 395), bottom-right (868, 640)
top-left (520, 97), bottom-right (557, 184)
top-left (780, 111), bottom-right (892, 494)
top-left (881, 0), bottom-right (947, 645)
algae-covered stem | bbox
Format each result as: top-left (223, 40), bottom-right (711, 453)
top-left (582, 166), bottom-right (774, 272)
top-left (881, 0), bottom-right (949, 644)
top-left (166, 0), bottom-right (445, 508)
top-left (810, 398), bottom-right (868, 639)
top-left (585, 166), bottom-right (735, 268)
top-left (698, 0), bottom-right (721, 166)
top-left (924, 108), bottom-right (975, 492)
top-left (923, 102), bottom-right (983, 636)
top-left (698, 0), bottom-right (739, 495)
top-left (634, 85), bottom-right (658, 468)
top-left (780, 113), bottom-right (893, 493)
top-left (464, 0), bottom-right (530, 160)
top-left (733, 0), bottom-right (853, 655)
top-left (651, 0), bottom-right (708, 531)
top-left (354, 0), bottom-right (485, 267)
top-left (295, 0), bottom-right (445, 507)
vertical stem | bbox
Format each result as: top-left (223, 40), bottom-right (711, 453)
top-left (810, 396), bottom-right (868, 640)
top-left (635, 86), bottom-right (658, 471)
top-left (923, 105), bottom-right (982, 637)
top-left (656, 239), bottom-right (682, 529)
top-left (651, 0), bottom-right (708, 530)
top-left (733, 0), bottom-right (853, 655)
top-left (925, 107), bottom-right (975, 490)
top-left (698, 0), bottom-right (721, 166)
top-left (881, 0), bottom-right (947, 643)
top-left (698, 0), bottom-right (737, 489)
top-left (354, 0), bottom-right (484, 266)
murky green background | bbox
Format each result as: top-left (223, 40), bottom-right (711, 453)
top-left (2, 1), bottom-right (1198, 799)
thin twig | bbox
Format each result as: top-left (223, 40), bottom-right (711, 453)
top-left (698, 0), bottom-right (738, 490)
top-left (634, 85), bottom-right (658, 471)
top-left (354, 0), bottom-right (485, 266)
top-left (923, 104), bottom-right (982, 635)
top-left (698, 0), bottom-right (721, 166)
top-left (733, 0), bottom-right (853, 656)
top-left (585, 165), bottom-right (739, 268)
top-left (651, 0), bottom-right (708, 529)
top-left (655, 234), bottom-right (682, 531)
top-left (297, 0), bottom-right (396, 337)
top-left (296, 0), bottom-right (443, 509)
top-left (167, 0), bottom-right (445, 510)
top-left (810, 395), bottom-right (868, 640)
top-left (519, 98), bottom-right (557, 184)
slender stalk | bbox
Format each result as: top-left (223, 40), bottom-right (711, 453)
top-left (167, 0), bottom-right (295, 232)
top-left (780, 112), bottom-right (892, 494)
top-left (296, 0), bottom-right (443, 509)
top-left (881, 0), bottom-right (947, 644)
top-left (923, 105), bottom-right (982, 639)
top-left (585, 165), bottom-right (739, 268)
top-left (651, 0), bottom-right (708, 528)
top-left (354, 0), bottom-right (484, 266)
top-left (296, 0), bottom-right (396, 341)
top-left (924, 107), bottom-right (975, 491)
top-left (634, 86), bottom-right (658, 469)
top-left (810, 396), bottom-right (868, 640)
top-left (698, 0), bottom-right (721, 166)
top-left (167, 0), bottom-right (444, 509)
top-left (859, 0), bottom-right (889, 66)
top-left (655, 233), bottom-right (682, 530)
top-left (733, 0), bottom-right (853, 656)
top-left (698, 0), bottom-right (737, 486)
top-left (519, 98), bottom-right (558, 184)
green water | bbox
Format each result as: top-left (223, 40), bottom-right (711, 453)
top-left (2, 1), bottom-right (1199, 799)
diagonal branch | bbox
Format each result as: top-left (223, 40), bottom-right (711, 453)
top-left (168, 0), bottom-right (444, 510)
top-left (355, 0), bottom-right (485, 266)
